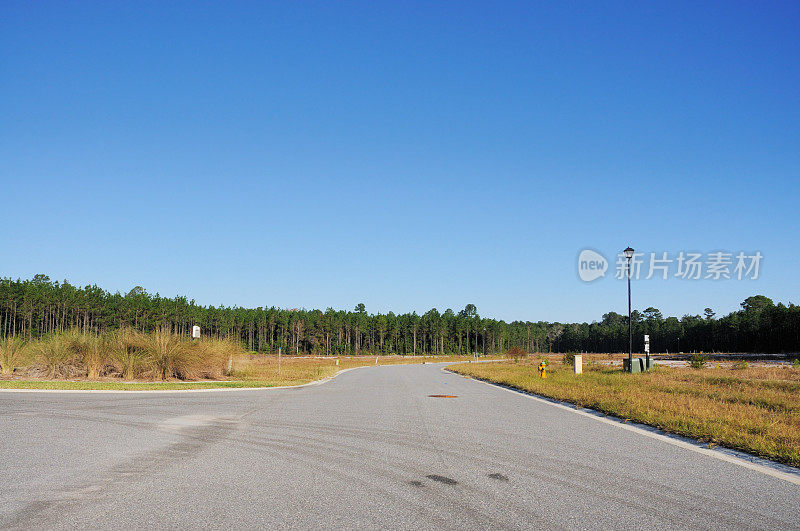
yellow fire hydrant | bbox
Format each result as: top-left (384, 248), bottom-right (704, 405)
top-left (538, 360), bottom-right (548, 379)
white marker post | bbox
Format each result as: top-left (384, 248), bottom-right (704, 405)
top-left (574, 354), bottom-right (582, 374)
top-left (192, 325), bottom-right (201, 339)
top-left (644, 334), bottom-right (651, 369)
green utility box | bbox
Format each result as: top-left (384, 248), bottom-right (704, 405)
top-left (623, 357), bottom-right (655, 373)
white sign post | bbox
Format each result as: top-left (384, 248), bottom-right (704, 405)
top-left (192, 326), bottom-right (201, 339)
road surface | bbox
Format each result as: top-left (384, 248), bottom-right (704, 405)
top-left (1, 363), bottom-right (798, 529)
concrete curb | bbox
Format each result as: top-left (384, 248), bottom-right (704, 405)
top-left (0, 366), bottom-right (369, 394)
top-left (0, 359), bottom-right (494, 394)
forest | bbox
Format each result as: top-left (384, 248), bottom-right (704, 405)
top-left (1, 275), bottom-right (798, 355)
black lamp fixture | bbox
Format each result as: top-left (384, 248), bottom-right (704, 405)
top-left (623, 247), bottom-right (634, 371)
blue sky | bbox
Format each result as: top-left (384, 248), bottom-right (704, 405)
top-left (2, 1), bottom-right (798, 323)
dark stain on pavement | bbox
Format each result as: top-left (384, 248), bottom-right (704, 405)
top-left (426, 474), bottom-right (458, 485)
top-left (488, 473), bottom-right (509, 481)
top-left (409, 480), bottom-right (425, 487)
top-left (3, 415), bottom-right (238, 528)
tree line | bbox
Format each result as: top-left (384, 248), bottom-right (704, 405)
top-left (1, 275), bottom-right (797, 354)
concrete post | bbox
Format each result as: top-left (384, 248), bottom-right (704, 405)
top-left (574, 354), bottom-right (583, 374)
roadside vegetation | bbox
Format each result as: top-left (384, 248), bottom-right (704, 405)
top-left (1, 328), bottom-right (240, 385)
top-left (449, 356), bottom-right (800, 467)
top-left (0, 329), bottom-right (493, 390)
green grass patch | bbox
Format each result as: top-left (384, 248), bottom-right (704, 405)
top-left (0, 379), bottom-right (283, 391)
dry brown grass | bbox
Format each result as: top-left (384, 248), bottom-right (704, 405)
top-left (65, 330), bottom-right (109, 379)
top-left (108, 328), bottom-right (148, 380)
top-left (0, 336), bottom-right (28, 375)
top-left (449, 359), bottom-right (800, 467)
top-left (30, 333), bottom-right (74, 378)
top-left (195, 337), bottom-right (244, 378)
top-left (144, 329), bottom-right (198, 380)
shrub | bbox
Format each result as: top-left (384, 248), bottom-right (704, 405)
top-left (31, 333), bottom-right (74, 378)
top-left (506, 346), bottom-right (527, 363)
top-left (689, 353), bottom-right (708, 369)
top-left (65, 330), bottom-right (111, 379)
top-left (143, 330), bottom-right (194, 380)
top-left (0, 337), bottom-right (28, 375)
top-left (109, 328), bottom-right (148, 380)
top-left (732, 360), bottom-right (749, 370)
top-left (562, 352), bottom-right (576, 367)
top-left (1, 329), bottom-right (251, 381)
top-left (140, 331), bottom-right (245, 380)
top-left (792, 359), bottom-right (800, 369)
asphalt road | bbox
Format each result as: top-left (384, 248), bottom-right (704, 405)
top-left (1, 363), bottom-right (798, 530)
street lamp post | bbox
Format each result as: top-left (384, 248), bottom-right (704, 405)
top-left (624, 246), bottom-right (635, 372)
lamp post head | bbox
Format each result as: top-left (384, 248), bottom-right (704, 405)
top-left (623, 246), bottom-right (635, 259)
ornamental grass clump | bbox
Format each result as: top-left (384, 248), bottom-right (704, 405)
top-left (109, 328), bottom-right (148, 380)
top-left (143, 329), bottom-right (196, 380)
top-left (65, 330), bottom-right (112, 379)
top-left (0, 336), bottom-right (28, 375)
top-left (32, 333), bottom-right (73, 378)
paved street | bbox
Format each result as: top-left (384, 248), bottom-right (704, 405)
top-left (1, 363), bottom-right (798, 529)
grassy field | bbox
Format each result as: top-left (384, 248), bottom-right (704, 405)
top-left (448, 357), bottom-right (800, 467)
